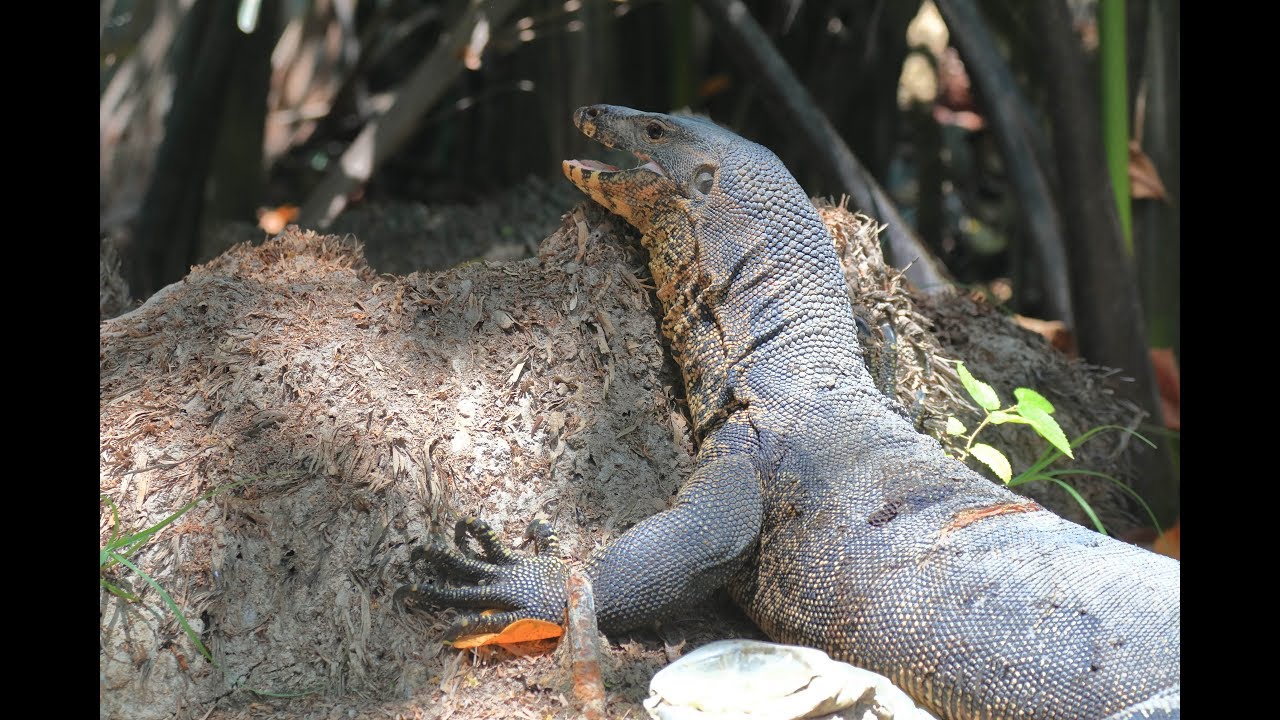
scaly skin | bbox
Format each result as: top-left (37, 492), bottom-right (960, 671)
top-left (401, 105), bottom-right (1180, 720)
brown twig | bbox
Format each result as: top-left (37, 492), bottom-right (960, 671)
top-left (694, 0), bottom-right (954, 295)
top-left (566, 571), bottom-right (606, 720)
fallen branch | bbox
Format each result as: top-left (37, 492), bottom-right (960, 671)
top-left (566, 572), bottom-right (606, 720)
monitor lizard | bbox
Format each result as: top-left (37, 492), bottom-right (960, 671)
top-left (401, 105), bottom-right (1180, 720)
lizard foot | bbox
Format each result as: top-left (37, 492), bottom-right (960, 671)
top-left (397, 517), bottom-right (569, 639)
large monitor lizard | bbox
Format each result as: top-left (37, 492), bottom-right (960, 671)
top-left (401, 105), bottom-right (1180, 720)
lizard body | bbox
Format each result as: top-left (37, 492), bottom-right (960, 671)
top-left (404, 105), bottom-right (1179, 720)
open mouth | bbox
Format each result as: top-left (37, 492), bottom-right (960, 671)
top-left (564, 152), bottom-right (669, 180)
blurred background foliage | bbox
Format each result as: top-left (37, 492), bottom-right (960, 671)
top-left (100, 0), bottom-right (1178, 519)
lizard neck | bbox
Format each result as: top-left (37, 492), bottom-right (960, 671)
top-left (642, 178), bottom-right (877, 440)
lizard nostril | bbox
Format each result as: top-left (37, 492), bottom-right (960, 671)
top-left (586, 107), bottom-right (601, 118)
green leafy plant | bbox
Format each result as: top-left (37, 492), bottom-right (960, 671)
top-left (945, 362), bottom-right (1160, 535)
top-left (101, 479), bottom-right (245, 665)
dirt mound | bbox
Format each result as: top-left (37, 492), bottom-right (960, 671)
top-left (100, 203), bottom-right (1154, 719)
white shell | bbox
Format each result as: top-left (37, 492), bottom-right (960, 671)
top-left (643, 639), bottom-right (939, 720)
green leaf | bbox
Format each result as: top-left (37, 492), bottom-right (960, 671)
top-left (1019, 405), bottom-right (1074, 459)
top-left (1014, 387), bottom-right (1055, 414)
top-left (945, 417), bottom-right (967, 435)
top-left (987, 410), bottom-right (1027, 425)
top-left (956, 363), bottom-right (1001, 411)
top-left (970, 443), bottom-right (1012, 482)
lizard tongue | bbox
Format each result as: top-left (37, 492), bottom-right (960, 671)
top-left (566, 159), bottom-right (620, 172)
top-left (564, 157), bottom-right (668, 178)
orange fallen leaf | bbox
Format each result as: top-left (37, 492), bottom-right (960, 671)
top-left (1013, 314), bottom-right (1077, 357)
top-left (1152, 519), bottom-right (1180, 560)
top-left (1129, 141), bottom-right (1169, 202)
top-left (698, 74), bottom-right (733, 99)
top-left (257, 205), bottom-right (299, 235)
top-left (451, 618), bottom-right (564, 650)
top-left (1149, 347), bottom-right (1180, 431)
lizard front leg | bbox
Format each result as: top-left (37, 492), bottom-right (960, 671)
top-left (401, 420), bottom-right (765, 639)
top-left (588, 419), bottom-right (765, 633)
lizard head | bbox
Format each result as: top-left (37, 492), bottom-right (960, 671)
top-left (562, 105), bottom-right (731, 234)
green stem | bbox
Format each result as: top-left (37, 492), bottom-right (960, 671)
top-left (668, 0), bottom-right (692, 110)
top-left (1099, 0), bottom-right (1132, 253)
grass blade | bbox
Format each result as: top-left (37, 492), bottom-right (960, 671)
top-left (1038, 468), bottom-right (1163, 534)
top-left (110, 551), bottom-right (215, 665)
top-left (1045, 477), bottom-right (1108, 535)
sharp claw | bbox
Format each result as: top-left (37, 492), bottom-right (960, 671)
top-left (396, 580), bottom-right (436, 609)
top-left (453, 517), bottom-right (478, 556)
top-left (403, 516), bottom-right (570, 640)
top-left (444, 610), bottom-right (532, 640)
top-left (525, 519), bottom-right (562, 556)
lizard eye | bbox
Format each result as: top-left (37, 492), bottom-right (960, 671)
top-left (692, 165), bottom-right (716, 195)
top-left (646, 122), bottom-right (665, 140)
